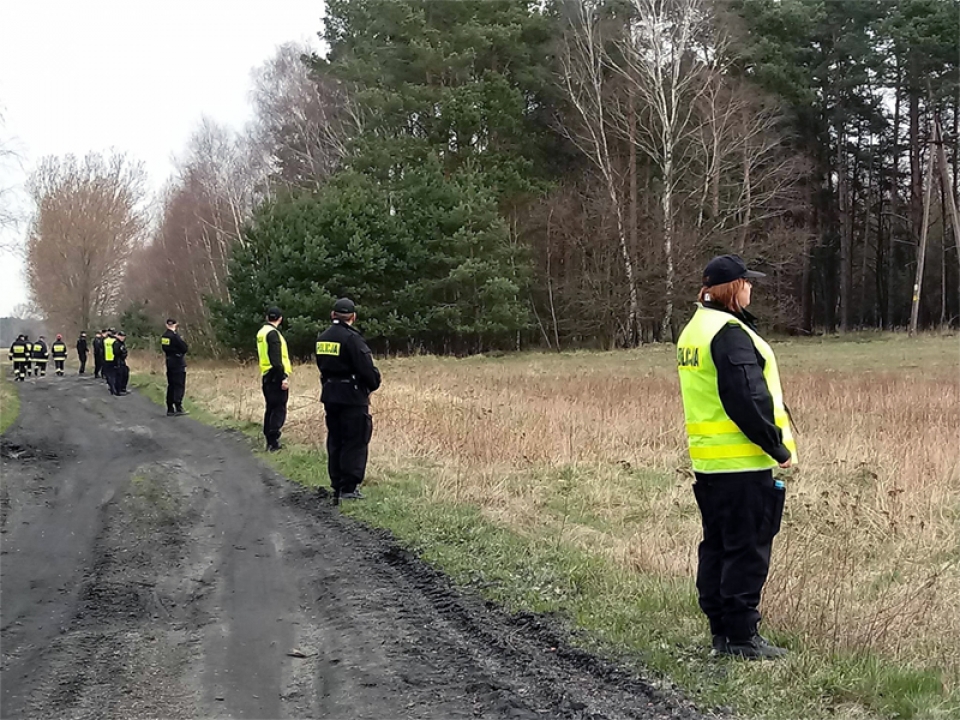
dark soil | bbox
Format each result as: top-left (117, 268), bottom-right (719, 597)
top-left (1, 374), bottom-right (712, 719)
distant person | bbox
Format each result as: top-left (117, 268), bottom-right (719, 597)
top-left (51, 335), bottom-right (68, 376)
top-left (256, 307), bottom-right (290, 452)
top-left (102, 329), bottom-right (119, 395)
top-left (92, 330), bottom-right (105, 379)
top-left (31, 336), bottom-right (49, 377)
top-left (160, 318), bottom-right (189, 416)
top-left (113, 330), bottom-right (130, 395)
top-left (315, 298), bottom-right (381, 502)
top-left (21, 335), bottom-right (31, 377)
top-left (676, 254), bottom-right (797, 661)
top-left (9, 334), bottom-right (28, 381)
top-left (76, 331), bottom-right (88, 374)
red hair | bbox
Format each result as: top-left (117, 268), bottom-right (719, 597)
top-left (699, 279), bottom-right (747, 313)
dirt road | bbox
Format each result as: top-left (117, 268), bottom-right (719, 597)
top-left (1, 375), bottom-right (708, 720)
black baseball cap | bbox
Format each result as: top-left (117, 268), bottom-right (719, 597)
top-left (116, 330), bottom-right (126, 337)
top-left (333, 297), bottom-right (356, 314)
top-left (266, 306), bottom-right (283, 321)
top-left (166, 318), bottom-right (177, 325)
top-left (702, 255), bottom-right (766, 288)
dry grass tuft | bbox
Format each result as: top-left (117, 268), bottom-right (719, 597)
top-left (135, 334), bottom-right (960, 681)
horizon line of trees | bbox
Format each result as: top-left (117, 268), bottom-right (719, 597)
top-left (18, 0), bottom-right (960, 357)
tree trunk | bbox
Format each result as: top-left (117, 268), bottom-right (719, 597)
top-left (838, 128), bottom-right (852, 333)
top-left (661, 145), bottom-right (675, 342)
top-left (887, 68), bottom-right (902, 329)
top-left (909, 129), bottom-right (936, 335)
top-left (909, 73), bottom-right (923, 241)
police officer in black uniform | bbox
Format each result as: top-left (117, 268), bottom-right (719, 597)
top-left (113, 330), bottom-right (130, 395)
top-left (315, 298), bottom-right (381, 502)
top-left (93, 330), bottom-right (105, 379)
top-left (161, 319), bottom-right (189, 416)
top-left (76, 331), bottom-right (88, 374)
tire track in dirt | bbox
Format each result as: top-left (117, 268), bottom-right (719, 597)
top-left (1, 375), bottom-right (711, 719)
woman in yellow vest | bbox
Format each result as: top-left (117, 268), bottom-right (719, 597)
top-left (256, 306), bottom-right (292, 452)
top-left (677, 255), bottom-right (797, 660)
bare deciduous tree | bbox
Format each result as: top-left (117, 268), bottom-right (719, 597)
top-left (557, 0), bottom-right (642, 345)
top-left (25, 152), bottom-right (146, 334)
top-left (250, 42), bottom-right (359, 191)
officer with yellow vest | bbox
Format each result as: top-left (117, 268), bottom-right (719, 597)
top-left (256, 307), bottom-right (291, 452)
top-left (9, 334), bottom-right (29, 381)
top-left (51, 335), bottom-right (69, 376)
top-left (677, 255), bottom-right (796, 661)
top-left (102, 329), bottom-right (121, 395)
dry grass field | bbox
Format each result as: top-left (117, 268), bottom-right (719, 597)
top-left (135, 333), bottom-right (960, 689)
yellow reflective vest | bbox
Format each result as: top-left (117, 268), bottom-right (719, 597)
top-left (104, 337), bottom-right (116, 362)
top-left (10, 341), bottom-right (27, 360)
top-left (256, 324), bottom-right (291, 377)
top-left (677, 305), bottom-right (797, 473)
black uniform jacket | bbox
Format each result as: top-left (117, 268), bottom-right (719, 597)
top-left (315, 321), bottom-right (381, 406)
top-left (76, 337), bottom-right (88, 356)
top-left (161, 329), bottom-right (189, 370)
top-left (112, 339), bottom-right (129, 366)
top-left (51, 342), bottom-right (68, 358)
top-left (93, 336), bottom-right (104, 361)
top-left (705, 301), bottom-right (791, 465)
top-left (32, 341), bottom-right (48, 360)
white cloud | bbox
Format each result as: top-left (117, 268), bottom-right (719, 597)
top-left (0, 0), bottom-right (324, 316)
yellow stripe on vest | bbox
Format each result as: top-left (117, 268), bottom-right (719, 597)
top-left (689, 439), bottom-right (797, 460)
top-left (686, 412), bottom-right (790, 436)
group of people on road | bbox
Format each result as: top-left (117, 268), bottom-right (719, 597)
top-left (8, 334), bottom-right (70, 381)
top-left (8, 328), bottom-right (130, 396)
top-left (5, 254), bottom-right (796, 661)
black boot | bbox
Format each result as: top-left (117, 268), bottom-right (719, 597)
top-left (722, 634), bottom-right (788, 660)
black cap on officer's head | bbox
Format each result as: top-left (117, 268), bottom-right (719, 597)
top-left (702, 255), bottom-right (766, 288)
top-left (116, 330), bottom-right (126, 337)
top-left (266, 306), bottom-right (283, 321)
top-left (333, 297), bottom-right (356, 315)
top-left (166, 318), bottom-right (177, 326)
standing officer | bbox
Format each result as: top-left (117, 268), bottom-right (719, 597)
top-left (32, 336), bottom-right (49, 377)
top-left (51, 335), bottom-right (68, 376)
top-left (92, 330), bottom-right (105, 379)
top-left (9, 334), bottom-right (28, 381)
top-left (76, 331), bottom-right (88, 374)
top-left (102, 329), bottom-right (119, 395)
top-left (256, 307), bottom-right (290, 452)
top-left (315, 298), bottom-right (381, 502)
top-left (160, 318), bottom-right (188, 416)
top-left (676, 255), bottom-right (796, 661)
top-left (113, 330), bottom-right (130, 395)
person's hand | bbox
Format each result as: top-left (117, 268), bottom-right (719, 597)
top-left (778, 459), bottom-right (793, 469)
top-left (281, 379), bottom-right (289, 391)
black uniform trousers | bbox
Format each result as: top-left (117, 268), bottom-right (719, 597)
top-left (104, 363), bottom-right (119, 395)
top-left (262, 378), bottom-right (288, 447)
top-left (54, 359), bottom-right (65, 374)
top-left (116, 364), bottom-right (129, 393)
top-left (166, 369), bottom-right (186, 410)
top-left (691, 469), bottom-right (785, 642)
top-left (324, 404), bottom-right (372, 494)
top-left (94, 355), bottom-right (102, 379)
top-left (12, 361), bottom-right (26, 380)
top-left (78, 352), bottom-right (87, 374)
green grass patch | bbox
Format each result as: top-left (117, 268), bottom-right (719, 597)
top-left (130, 371), bottom-right (958, 720)
top-left (1, 371), bottom-right (20, 434)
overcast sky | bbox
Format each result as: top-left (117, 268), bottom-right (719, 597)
top-left (0, 0), bottom-right (324, 317)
